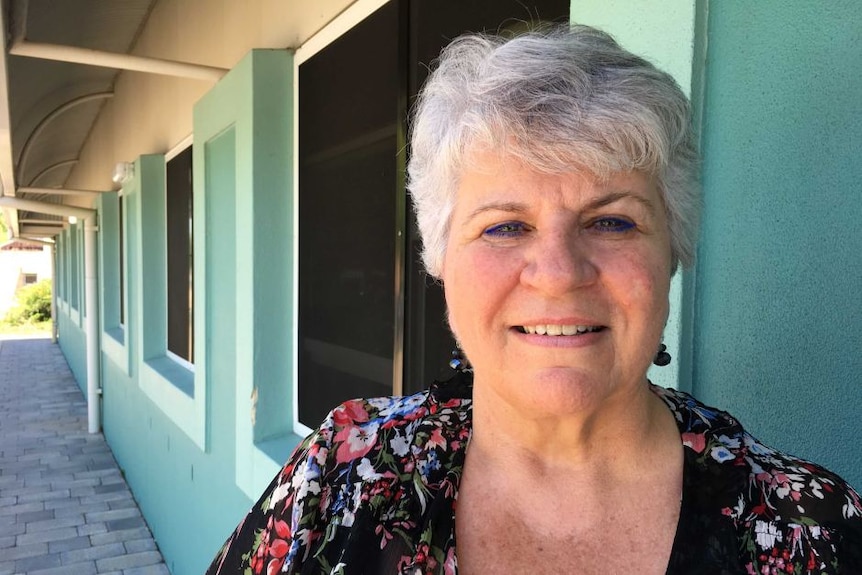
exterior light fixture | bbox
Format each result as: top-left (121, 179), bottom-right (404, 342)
top-left (112, 161), bottom-right (135, 186)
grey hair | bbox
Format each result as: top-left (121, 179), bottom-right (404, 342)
top-left (407, 24), bottom-right (700, 278)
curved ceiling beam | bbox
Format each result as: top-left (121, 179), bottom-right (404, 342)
top-left (10, 40), bottom-right (229, 82)
top-left (16, 91), bottom-right (113, 185)
top-left (28, 158), bottom-right (78, 187)
top-left (19, 186), bottom-right (109, 197)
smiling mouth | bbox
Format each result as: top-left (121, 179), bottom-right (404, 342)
top-left (515, 324), bottom-right (605, 336)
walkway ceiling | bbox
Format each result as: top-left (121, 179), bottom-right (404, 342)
top-left (0, 0), bottom-right (157, 238)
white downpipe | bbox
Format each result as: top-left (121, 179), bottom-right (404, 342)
top-left (84, 215), bottom-right (100, 433)
top-left (50, 243), bottom-right (57, 343)
top-left (10, 40), bottom-right (228, 82)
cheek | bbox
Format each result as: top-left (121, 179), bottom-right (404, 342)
top-left (443, 246), bottom-right (521, 338)
top-left (609, 251), bottom-right (671, 325)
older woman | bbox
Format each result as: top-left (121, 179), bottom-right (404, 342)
top-left (207, 25), bottom-right (862, 574)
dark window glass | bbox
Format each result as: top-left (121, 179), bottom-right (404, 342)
top-left (298, 0), bottom-right (400, 427)
top-left (166, 146), bottom-right (194, 363)
top-left (69, 224), bottom-right (79, 309)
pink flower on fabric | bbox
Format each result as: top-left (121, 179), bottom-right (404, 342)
top-left (443, 546), bottom-right (457, 575)
top-left (428, 428), bottom-right (446, 450)
top-left (332, 400), bottom-right (371, 427)
top-left (682, 432), bottom-right (706, 453)
top-left (334, 423), bottom-right (379, 463)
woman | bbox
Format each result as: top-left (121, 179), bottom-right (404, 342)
top-left (207, 24), bottom-right (862, 574)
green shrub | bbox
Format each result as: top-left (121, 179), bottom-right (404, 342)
top-left (4, 279), bottom-right (52, 325)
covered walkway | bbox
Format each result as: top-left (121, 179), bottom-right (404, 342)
top-left (0, 337), bottom-right (168, 575)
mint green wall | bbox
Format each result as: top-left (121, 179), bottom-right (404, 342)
top-left (694, 1), bottom-right (862, 490)
top-left (93, 50), bottom-right (297, 575)
top-left (55, 228), bottom-right (88, 392)
top-left (570, 0), bottom-right (695, 91)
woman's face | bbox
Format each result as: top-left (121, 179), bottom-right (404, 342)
top-left (442, 150), bottom-right (673, 417)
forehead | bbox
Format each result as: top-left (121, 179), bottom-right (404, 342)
top-left (455, 147), bottom-right (659, 209)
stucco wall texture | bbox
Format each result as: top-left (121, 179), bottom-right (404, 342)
top-left (693, 0), bottom-right (862, 490)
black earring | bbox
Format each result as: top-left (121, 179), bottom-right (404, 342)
top-left (449, 348), bottom-right (472, 372)
top-left (653, 343), bottom-right (672, 367)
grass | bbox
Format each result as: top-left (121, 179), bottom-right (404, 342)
top-left (0, 320), bottom-right (52, 338)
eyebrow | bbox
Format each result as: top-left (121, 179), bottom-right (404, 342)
top-left (465, 190), bottom-right (657, 222)
top-left (587, 190), bottom-right (657, 212)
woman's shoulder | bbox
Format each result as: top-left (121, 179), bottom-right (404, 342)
top-left (656, 384), bottom-right (861, 516)
top-left (307, 383), bottom-right (472, 480)
top-left (654, 385), bottom-right (862, 569)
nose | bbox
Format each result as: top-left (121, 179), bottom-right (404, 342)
top-left (520, 230), bottom-right (598, 295)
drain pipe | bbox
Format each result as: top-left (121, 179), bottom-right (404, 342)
top-left (83, 214), bottom-right (100, 432)
top-left (51, 242), bottom-right (57, 342)
top-left (0, 196), bottom-right (101, 432)
top-left (10, 40), bottom-right (228, 82)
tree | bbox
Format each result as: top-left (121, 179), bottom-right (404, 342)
top-left (4, 279), bottom-right (52, 325)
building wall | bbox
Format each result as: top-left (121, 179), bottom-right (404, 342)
top-left (59, 47), bottom-right (298, 574)
top-left (692, 0), bottom-right (862, 489)
top-left (55, 222), bottom-right (88, 390)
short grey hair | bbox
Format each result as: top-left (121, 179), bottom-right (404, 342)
top-left (407, 24), bottom-right (700, 278)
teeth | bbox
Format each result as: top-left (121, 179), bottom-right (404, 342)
top-left (521, 324), bottom-right (601, 336)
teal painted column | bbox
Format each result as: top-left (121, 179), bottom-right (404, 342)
top-left (694, 1), bottom-right (862, 489)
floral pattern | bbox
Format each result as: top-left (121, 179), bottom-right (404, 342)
top-left (207, 374), bottom-right (862, 574)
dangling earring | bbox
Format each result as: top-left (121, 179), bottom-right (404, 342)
top-left (653, 343), bottom-right (672, 367)
top-left (449, 348), bottom-right (472, 372)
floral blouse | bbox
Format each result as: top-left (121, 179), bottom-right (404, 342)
top-left (206, 373), bottom-right (862, 574)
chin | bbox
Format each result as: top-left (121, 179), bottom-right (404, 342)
top-left (509, 367), bottom-right (619, 415)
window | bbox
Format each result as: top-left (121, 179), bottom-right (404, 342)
top-left (23, 273), bottom-right (37, 285)
top-left (296, 0), bottom-right (568, 429)
top-left (166, 146), bottom-right (194, 364)
top-left (69, 223), bottom-right (79, 310)
top-left (298, 0), bottom-right (400, 427)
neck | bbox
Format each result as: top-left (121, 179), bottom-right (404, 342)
top-left (467, 377), bottom-right (678, 479)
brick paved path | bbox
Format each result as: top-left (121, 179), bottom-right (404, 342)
top-left (0, 337), bottom-right (169, 575)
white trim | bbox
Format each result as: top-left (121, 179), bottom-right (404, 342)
top-left (295, 0), bottom-right (390, 65)
top-left (292, 32), bottom-right (301, 434)
top-left (165, 133), bottom-right (194, 161)
top-left (166, 348), bottom-right (196, 373)
top-left (291, 0), bottom-right (390, 434)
